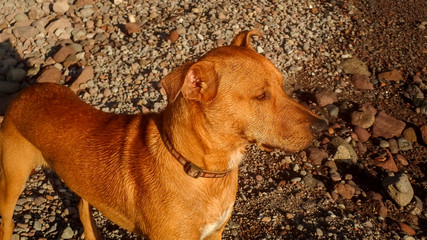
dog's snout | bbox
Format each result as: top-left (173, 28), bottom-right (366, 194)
top-left (310, 118), bottom-right (328, 137)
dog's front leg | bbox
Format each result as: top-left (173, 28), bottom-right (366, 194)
top-left (78, 198), bottom-right (103, 240)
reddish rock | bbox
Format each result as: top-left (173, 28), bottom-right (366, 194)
top-left (70, 66), bottom-right (94, 92)
top-left (356, 142), bottom-right (367, 154)
top-left (378, 69), bottom-right (403, 82)
top-left (335, 183), bottom-right (355, 199)
top-left (419, 125), bottom-right (427, 144)
top-left (307, 147), bottom-right (328, 165)
top-left (351, 74), bottom-right (374, 90)
top-left (399, 222), bottom-right (416, 236)
top-left (324, 160), bottom-right (337, 172)
top-left (168, 30), bottom-right (179, 42)
top-left (372, 111), bottom-right (406, 138)
top-left (354, 126), bottom-right (371, 142)
top-left (75, 0), bottom-right (94, 8)
top-left (351, 110), bottom-right (375, 128)
top-left (36, 66), bottom-right (62, 83)
top-left (124, 22), bottom-right (141, 34)
top-left (315, 91), bottom-right (337, 107)
top-left (368, 191), bottom-right (388, 218)
top-left (360, 103), bottom-right (377, 115)
top-left (375, 157), bottom-right (398, 172)
top-left (395, 154), bottom-right (409, 166)
top-left (53, 46), bottom-right (76, 63)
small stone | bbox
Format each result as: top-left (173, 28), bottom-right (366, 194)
top-left (80, 8), bottom-right (94, 18)
top-left (315, 91), bottom-right (336, 107)
top-left (375, 157), bottom-right (398, 172)
top-left (368, 191), bottom-right (388, 218)
top-left (388, 139), bottom-right (399, 154)
top-left (125, 23), bottom-right (141, 34)
top-left (53, 46), bottom-right (76, 63)
top-left (261, 216), bottom-right (271, 222)
top-left (379, 140), bottom-right (390, 148)
top-left (399, 222), bottom-right (416, 236)
top-left (351, 110), bottom-right (375, 128)
top-left (335, 183), bottom-right (355, 199)
top-left (53, 0), bottom-right (70, 14)
top-left (351, 74), bottom-right (374, 90)
top-left (61, 226), bottom-right (74, 239)
top-left (378, 69), bottom-right (403, 82)
top-left (330, 172), bottom-right (341, 182)
top-left (354, 126), bottom-right (370, 142)
top-left (94, 33), bottom-right (107, 42)
top-left (324, 160), bottom-right (337, 172)
top-left (75, 0), bottom-right (94, 8)
top-left (15, 13), bottom-right (29, 22)
top-left (290, 177), bottom-right (301, 183)
top-left (36, 66), bottom-right (62, 83)
top-left (7, 68), bottom-right (27, 82)
top-left (12, 26), bottom-right (39, 39)
top-left (402, 128), bottom-right (417, 143)
top-left (339, 58), bottom-right (371, 76)
top-left (316, 228), bottom-right (323, 236)
top-left (326, 104), bottom-right (339, 117)
top-left (382, 173), bottom-right (414, 207)
top-left (168, 30), bottom-right (179, 42)
top-left (46, 18), bottom-right (72, 33)
top-left (255, 175), bottom-right (263, 181)
top-left (395, 154), bottom-right (409, 166)
top-left (303, 174), bottom-right (325, 188)
top-left (372, 111), bottom-right (406, 138)
top-left (331, 137), bottom-right (358, 164)
top-left (307, 147), bottom-right (328, 165)
top-left (397, 138), bottom-right (412, 151)
top-left (70, 66), bottom-right (94, 92)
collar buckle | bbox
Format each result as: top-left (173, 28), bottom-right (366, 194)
top-left (184, 162), bottom-right (203, 178)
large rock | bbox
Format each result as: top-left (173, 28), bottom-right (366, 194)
top-left (70, 66), bottom-right (94, 92)
top-left (37, 66), bottom-right (62, 83)
top-left (12, 26), bottom-right (39, 39)
top-left (331, 137), bottom-right (358, 164)
top-left (372, 111), bottom-right (406, 138)
top-left (53, 46), bottom-right (76, 63)
top-left (339, 58), bottom-right (371, 76)
top-left (382, 173), bottom-right (414, 207)
top-left (378, 69), bottom-right (403, 82)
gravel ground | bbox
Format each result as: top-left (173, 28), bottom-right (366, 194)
top-left (0, 0), bottom-right (426, 239)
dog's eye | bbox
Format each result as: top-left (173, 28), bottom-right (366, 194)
top-left (255, 92), bottom-right (268, 100)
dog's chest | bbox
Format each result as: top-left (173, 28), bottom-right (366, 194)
top-left (199, 204), bottom-right (233, 240)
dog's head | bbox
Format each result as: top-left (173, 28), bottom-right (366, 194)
top-left (161, 30), bottom-right (326, 153)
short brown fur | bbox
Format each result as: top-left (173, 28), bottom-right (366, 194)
top-left (0, 30), bottom-right (326, 240)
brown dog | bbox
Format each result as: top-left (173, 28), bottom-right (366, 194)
top-left (0, 30), bottom-right (326, 240)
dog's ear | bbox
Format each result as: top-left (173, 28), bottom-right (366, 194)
top-left (161, 61), bottom-right (194, 104)
top-left (182, 61), bottom-right (218, 102)
top-left (230, 30), bottom-right (263, 50)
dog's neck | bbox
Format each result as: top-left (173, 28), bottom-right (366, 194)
top-left (161, 97), bottom-right (245, 173)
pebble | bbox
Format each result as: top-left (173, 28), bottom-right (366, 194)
top-left (70, 66), bottom-right (94, 92)
top-left (37, 66), bottom-right (62, 83)
top-left (303, 174), bottom-right (325, 188)
top-left (12, 26), bottom-right (39, 39)
top-left (255, 175), bottom-right (263, 181)
top-left (351, 110), bottom-right (375, 128)
top-left (326, 104), bottom-right (339, 117)
top-left (399, 222), bottom-right (416, 236)
top-left (378, 69), bottom-right (403, 82)
top-left (315, 91), bottom-right (336, 107)
top-left (316, 228), bottom-right (323, 236)
top-left (290, 177), bottom-right (301, 183)
top-left (420, 125), bottom-right (427, 144)
top-left (354, 126), bottom-right (370, 142)
top-left (382, 173), bottom-right (414, 207)
top-left (168, 30), bottom-right (179, 42)
top-left (351, 74), bottom-right (374, 90)
top-left (261, 216), bottom-right (271, 222)
top-left (397, 138), bottom-right (412, 151)
top-left (379, 140), bottom-right (389, 148)
top-left (125, 23), bottom-right (141, 34)
top-left (331, 137), bottom-right (358, 164)
top-left (60, 226), bottom-right (74, 239)
top-left (339, 58), bottom-right (371, 76)
top-left (375, 157), bottom-right (398, 173)
top-left (53, 46), bottom-right (76, 63)
top-left (402, 128), bottom-right (417, 143)
top-left (307, 147), bottom-right (328, 166)
top-left (53, 0), bottom-right (70, 14)
top-left (372, 111), bottom-right (406, 138)
top-left (388, 139), bottom-right (399, 154)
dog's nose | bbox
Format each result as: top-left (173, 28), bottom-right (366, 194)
top-left (310, 118), bottom-right (328, 137)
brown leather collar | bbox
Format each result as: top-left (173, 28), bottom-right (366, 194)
top-left (161, 132), bottom-right (232, 179)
